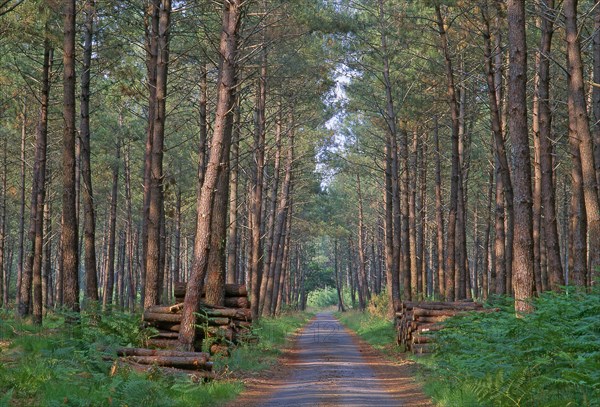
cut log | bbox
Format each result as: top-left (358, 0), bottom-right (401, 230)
top-left (203, 307), bottom-right (251, 320)
top-left (174, 282), bottom-right (248, 298)
top-left (146, 303), bottom-right (184, 314)
top-left (116, 348), bottom-right (210, 360)
top-left (143, 311), bottom-right (182, 323)
top-left (146, 338), bottom-right (180, 350)
top-left (224, 297), bottom-right (250, 309)
top-left (125, 355), bottom-right (213, 371)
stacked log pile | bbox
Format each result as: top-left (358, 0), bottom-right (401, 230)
top-left (110, 348), bottom-right (213, 381)
top-left (395, 301), bottom-right (494, 354)
top-left (142, 283), bottom-right (253, 355)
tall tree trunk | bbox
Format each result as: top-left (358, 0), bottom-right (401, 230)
top-left (124, 143), bottom-right (136, 311)
top-left (356, 174), bottom-right (369, 309)
top-left (433, 116), bottom-right (445, 299)
top-left (565, 0), bottom-right (600, 281)
top-left (400, 126), bottom-right (411, 301)
top-left (250, 17), bottom-right (267, 321)
top-left (32, 86), bottom-right (50, 322)
top-left (226, 104), bottom-right (240, 284)
top-left (481, 5), bottom-right (513, 297)
top-left (145, 0), bottom-right (171, 308)
top-left (20, 28), bottom-right (53, 320)
top-left (334, 239), bottom-right (345, 312)
top-left (204, 95), bottom-right (235, 306)
top-left (568, 89), bottom-right (588, 287)
top-left (268, 118), bottom-right (294, 315)
top-left (378, 0), bottom-right (400, 312)
top-left (261, 112), bottom-right (283, 314)
top-left (435, 5), bottom-right (460, 301)
top-left (537, 0), bottom-right (564, 290)
top-left (81, 0), bottom-right (99, 303)
top-left (16, 101), bottom-right (27, 310)
top-left (102, 143), bottom-right (120, 310)
top-left (178, 0), bottom-right (239, 350)
top-left (409, 129), bottom-right (418, 298)
top-left (0, 134), bottom-right (6, 308)
top-left (141, 0), bottom-right (160, 306)
top-left (593, 0), bottom-right (600, 188)
top-left (507, 0), bottom-right (535, 314)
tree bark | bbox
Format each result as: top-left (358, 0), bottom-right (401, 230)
top-left (18, 30), bottom-right (52, 320)
top-left (507, 0), bottom-right (535, 314)
top-left (536, 0), bottom-right (564, 290)
top-left (433, 117), bottom-right (445, 299)
top-left (102, 143), bottom-right (120, 310)
top-left (250, 16), bottom-right (267, 320)
top-left (80, 0), bottom-right (99, 303)
top-left (564, 0), bottom-right (600, 282)
top-left (435, 5), bottom-right (460, 302)
top-left (178, 0), bottom-right (239, 351)
top-left (145, 0), bottom-right (171, 308)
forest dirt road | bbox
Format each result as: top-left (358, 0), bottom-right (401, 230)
top-left (229, 312), bottom-right (431, 407)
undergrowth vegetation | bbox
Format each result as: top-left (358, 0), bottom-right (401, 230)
top-left (335, 292), bottom-right (399, 353)
top-left (216, 311), bottom-right (313, 374)
top-left (416, 289), bottom-right (600, 407)
top-left (0, 308), bottom-right (240, 406)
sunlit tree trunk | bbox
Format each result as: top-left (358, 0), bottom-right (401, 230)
top-left (178, 0), bottom-right (240, 350)
top-left (565, 0), bottom-right (600, 282)
top-left (507, 0), bottom-right (534, 314)
top-left (435, 5), bottom-right (460, 301)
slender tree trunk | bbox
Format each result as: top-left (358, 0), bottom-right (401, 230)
top-left (16, 101), bottom-right (27, 309)
top-left (0, 135), bottom-right (6, 308)
top-left (433, 117), bottom-right (445, 299)
top-left (81, 0), bottom-right (99, 303)
top-left (399, 126), bottom-right (411, 301)
top-left (565, 0), bottom-right (600, 281)
top-left (261, 113), bottom-right (283, 314)
top-left (537, 0), bottom-right (564, 290)
top-left (594, 0), bottom-right (600, 188)
top-left (409, 129), bottom-right (418, 299)
top-left (435, 5), bottom-right (460, 301)
top-left (20, 29), bottom-right (53, 321)
top-left (226, 104), bottom-right (240, 284)
top-left (250, 20), bottom-right (267, 321)
top-left (334, 239), bottom-right (345, 312)
top-left (204, 94), bottom-right (235, 306)
top-left (507, 0), bottom-right (534, 314)
top-left (145, 0), bottom-right (171, 308)
top-left (356, 173), bottom-right (369, 309)
top-left (481, 6), bottom-right (512, 297)
top-left (568, 89), bottom-right (588, 287)
top-left (141, 0), bottom-right (160, 306)
top-left (102, 143), bottom-right (120, 310)
top-left (124, 143), bottom-right (136, 311)
top-left (268, 120), bottom-right (294, 315)
top-left (178, 0), bottom-right (239, 351)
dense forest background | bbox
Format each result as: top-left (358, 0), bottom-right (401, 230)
top-left (0, 0), bottom-right (599, 332)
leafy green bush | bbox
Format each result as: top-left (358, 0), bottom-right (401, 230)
top-left (307, 286), bottom-right (339, 308)
top-left (417, 288), bottom-right (600, 406)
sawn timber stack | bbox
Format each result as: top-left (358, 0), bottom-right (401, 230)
top-left (395, 300), bottom-right (497, 354)
top-left (143, 283), bottom-right (253, 355)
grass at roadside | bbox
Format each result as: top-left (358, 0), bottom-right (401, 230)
top-left (0, 308), bottom-right (312, 407)
top-left (215, 311), bottom-right (313, 374)
top-left (334, 292), bottom-right (399, 355)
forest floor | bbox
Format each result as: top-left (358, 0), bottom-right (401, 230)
top-left (227, 312), bottom-right (431, 407)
